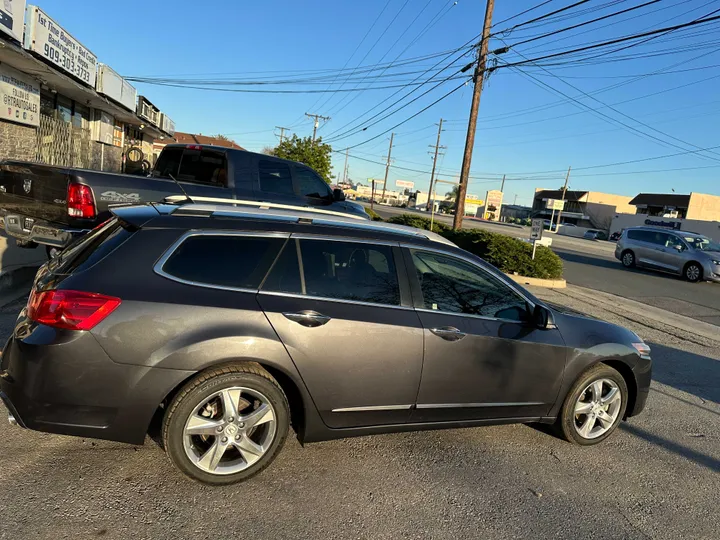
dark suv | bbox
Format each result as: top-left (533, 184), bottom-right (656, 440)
top-left (0, 203), bottom-right (651, 485)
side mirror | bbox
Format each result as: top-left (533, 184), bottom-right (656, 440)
top-left (532, 304), bottom-right (552, 329)
top-left (333, 188), bottom-right (346, 202)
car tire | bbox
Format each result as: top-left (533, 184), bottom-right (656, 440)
top-left (162, 363), bottom-right (290, 485)
top-left (556, 364), bottom-right (628, 446)
top-left (684, 262), bottom-right (703, 283)
top-left (621, 250), bottom-right (635, 268)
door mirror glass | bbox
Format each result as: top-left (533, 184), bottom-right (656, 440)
top-left (533, 304), bottom-right (551, 329)
top-left (333, 188), bottom-right (346, 202)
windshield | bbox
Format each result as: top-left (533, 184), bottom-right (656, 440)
top-left (683, 236), bottom-right (720, 251)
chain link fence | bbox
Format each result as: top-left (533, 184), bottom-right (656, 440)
top-left (35, 114), bottom-right (92, 168)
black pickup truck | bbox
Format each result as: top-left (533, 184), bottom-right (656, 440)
top-left (0, 144), bottom-right (367, 255)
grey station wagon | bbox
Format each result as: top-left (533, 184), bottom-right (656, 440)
top-left (615, 226), bottom-right (720, 283)
top-left (1, 203), bottom-right (651, 484)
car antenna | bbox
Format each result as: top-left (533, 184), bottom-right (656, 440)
top-left (167, 173), bottom-right (194, 204)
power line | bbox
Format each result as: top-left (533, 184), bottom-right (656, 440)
top-left (491, 0), bottom-right (554, 28)
top-left (493, 10), bottom-right (720, 69)
top-left (496, 0), bottom-right (590, 33)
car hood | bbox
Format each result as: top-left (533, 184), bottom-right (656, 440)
top-left (545, 301), bottom-right (599, 320)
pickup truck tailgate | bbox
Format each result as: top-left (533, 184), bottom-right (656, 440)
top-left (0, 161), bottom-right (69, 225)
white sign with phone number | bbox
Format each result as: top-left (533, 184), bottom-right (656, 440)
top-left (24, 5), bottom-right (97, 87)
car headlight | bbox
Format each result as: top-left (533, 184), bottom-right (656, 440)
top-left (712, 260), bottom-right (720, 265)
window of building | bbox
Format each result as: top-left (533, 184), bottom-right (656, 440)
top-left (410, 250), bottom-right (529, 322)
top-left (40, 92), bottom-right (55, 116)
top-left (161, 235), bottom-right (286, 290)
top-left (57, 96), bottom-right (72, 123)
top-left (112, 121), bottom-right (123, 147)
top-left (73, 103), bottom-right (90, 130)
top-left (258, 161), bottom-right (294, 195)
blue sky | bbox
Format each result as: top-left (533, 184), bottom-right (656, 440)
top-left (37, 0), bottom-right (720, 205)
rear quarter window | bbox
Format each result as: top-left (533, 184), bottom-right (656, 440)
top-left (159, 234), bottom-right (286, 290)
top-left (50, 219), bottom-right (135, 275)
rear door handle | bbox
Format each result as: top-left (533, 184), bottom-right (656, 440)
top-left (430, 326), bottom-right (466, 341)
top-left (283, 310), bottom-right (332, 328)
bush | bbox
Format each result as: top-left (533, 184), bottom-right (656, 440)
top-left (379, 214), bottom-right (564, 279)
top-left (385, 213), bottom-right (450, 234)
top-left (444, 229), bottom-right (563, 279)
top-left (364, 208), bottom-right (383, 221)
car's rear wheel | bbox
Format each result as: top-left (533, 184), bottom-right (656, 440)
top-left (162, 364), bottom-right (289, 485)
top-left (684, 262), bottom-right (703, 283)
top-left (621, 250), bottom-right (635, 268)
top-left (557, 364), bottom-right (628, 445)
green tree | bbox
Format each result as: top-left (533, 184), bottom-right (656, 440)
top-left (272, 135), bottom-right (333, 182)
top-left (215, 134), bottom-right (231, 141)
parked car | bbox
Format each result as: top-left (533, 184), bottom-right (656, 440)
top-left (584, 230), bottom-right (608, 241)
top-left (1, 202), bottom-right (651, 485)
top-left (615, 226), bottom-right (720, 282)
top-left (0, 144), bottom-right (368, 257)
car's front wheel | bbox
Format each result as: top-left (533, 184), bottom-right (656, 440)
top-left (621, 250), bottom-right (635, 268)
top-left (557, 364), bottom-right (628, 445)
top-left (684, 262), bottom-right (703, 283)
top-left (163, 364), bottom-right (289, 485)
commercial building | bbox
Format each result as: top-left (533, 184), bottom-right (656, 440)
top-left (532, 189), bottom-right (635, 229)
top-left (610, 192), bottom-right (720, 242)
top-left (629, 192), bottom-right (720, 220)
top-left (0, 3), bottom-right (175, 173)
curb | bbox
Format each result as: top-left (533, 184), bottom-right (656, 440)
top-left (547, 285), bottom-right (719, 344)
top-left (505, 273), bottom-right (566, 289)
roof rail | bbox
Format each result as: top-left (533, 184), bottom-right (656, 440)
top-left (164, 195), bottom-right (367, 221)
top-left (167, 201), bottom-right (455, 246)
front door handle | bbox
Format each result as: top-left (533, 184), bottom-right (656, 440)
top-left (430, 326), bottom-right (466, 341)
top-left (283, 310), bottom-right (331, 328)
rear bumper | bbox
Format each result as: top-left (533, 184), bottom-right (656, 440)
top-left (0, 212), bottom-right (88, 248)
top-left (0, 318), bottom-right (194, 445)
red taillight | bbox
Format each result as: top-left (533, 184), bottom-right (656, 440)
top-left (27, 290), bottom-right (121, 331)
top-left (67, 183), bottom-right (96, 219)
top-left (186, 144), bottom-right (202, 150)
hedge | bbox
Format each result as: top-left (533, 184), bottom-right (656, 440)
top-left (386, 213), bottom-right (563, 279)
top-left (364, 207), bottom-right (383, 221)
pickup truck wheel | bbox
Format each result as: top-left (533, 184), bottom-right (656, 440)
top-left (162, 364), bottom-right (289, 485)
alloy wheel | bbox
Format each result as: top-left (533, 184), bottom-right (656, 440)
top-left (182, 386), bottom-right (277, 475)
top-left (686, 264), bottom-right (701, 282)
top-left (622, 252), bottom-right (634, 267)
top-left (573, 378), bottom-right (623, 440)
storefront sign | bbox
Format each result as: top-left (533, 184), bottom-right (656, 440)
top-left (546, 198), bottom-right (566, 211)
top-left (97, 64), bottom-right (137, 112)
top-left (644, 218), bottom-right (682, 230)
top-left (0, 63), bottom-right (40, 127)
top-left (24, 5), bottom-right (98, 87)
top-left (396, 180), bottom-right (414, 189)
top-left (0, 0), bottom-right (26, 42)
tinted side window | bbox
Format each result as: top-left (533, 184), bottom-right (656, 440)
top-left (411, 250), bottom-right (529, 322)
top-left (300, 240), bottom-right (400, 305)
top-left (261, 240), bottom-right (303, 294)
top-left (161, 235), bottom-right (285, 289)
top-left (153, 147), bottom-right (182, 179)
top-left (259, 161), bottom-right (294, 195)
top-left (177, 149), bottom-right (228, 186)
top-left (296, 167), bottom-right (331, 199)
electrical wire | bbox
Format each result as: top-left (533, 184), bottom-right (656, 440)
top-left (491, 0), bottom-right (555, 28)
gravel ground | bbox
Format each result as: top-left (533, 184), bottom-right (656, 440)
top-left (0, 289), bottom-right (718, 540)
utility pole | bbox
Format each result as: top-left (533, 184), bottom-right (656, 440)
top-left (555, 166), bottom-right (572, 230)
top-left (500, 174), bottom-right (506, 193)
top-left (427, 118), bottom-right (445, 211)
top-left (513, 194), bottom-right (518, 205)
top-left (275, 126), bottom-right (291, 144)
top-left (453, 0), bottom-right (495, 230)
top-left (342, 148), bottom-right (349, 184)
top-left (381, 133), bottom-right (394, 202)
top-left (305, 112), bottom-right (330, 142)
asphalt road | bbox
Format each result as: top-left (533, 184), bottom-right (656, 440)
top-left (0, 287), bottom-right (718, 539)
top-left (365, 204), bottom-right (720, 327)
